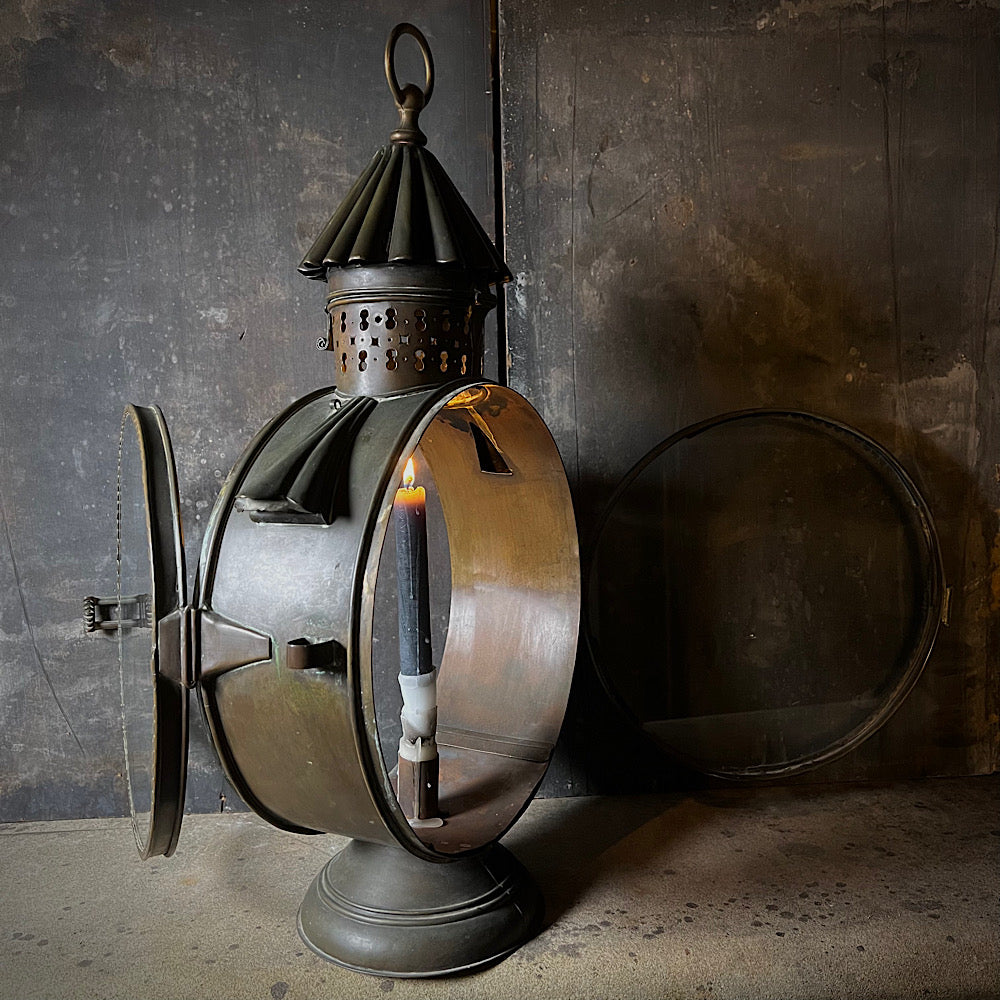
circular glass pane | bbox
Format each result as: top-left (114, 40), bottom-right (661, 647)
top-left (586, 410), bottom-right (943, 779)
top-left (116, 405), bottom-right (188, 857)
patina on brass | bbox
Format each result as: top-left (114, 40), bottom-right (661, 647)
top-left (195, 381), bottom-right (579, 858)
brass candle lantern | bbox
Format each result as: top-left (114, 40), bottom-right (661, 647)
top-left (87, 24), bottom-right (580, 977)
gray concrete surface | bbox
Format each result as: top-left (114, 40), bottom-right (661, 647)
top-left (2, 777), bottom-right (997, 1000)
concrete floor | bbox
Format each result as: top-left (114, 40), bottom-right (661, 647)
top-left (2, 776), bottom-right (997, 1000)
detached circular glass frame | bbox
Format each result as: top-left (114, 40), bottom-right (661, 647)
top-left (117, 404), bottom-right (189, 857)
top-left (586, 409), bottom-right (945, 780)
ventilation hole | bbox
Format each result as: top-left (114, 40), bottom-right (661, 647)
top-left (386, 349), bottom-right (397, 371)
top-left (350, 336), bottom-right (356, 346)
top-left (460, 354), bottom-right (467, 375)
top-left (439, 350), bottom-right (449, 373)
top-left (429, 336), bottom-right (437, 347)
top-left (442, 310), bottom-right (451, 333)
top-left (399, 333), bottom-right (409, 345)
top-left (358, 349), bottom-right (368, 372)
top-left (370, 336), bottom-right (379, 347)
top-left (414, 308), bottom-right (426, 333)
top-left (359, 308), bottom-right (369, 332)
top-left (414, 349), bottom-right (425, 372)
top-left (385, 307), bottom-right (397, 330)
top-left (470, 422), bottom-right (513, 475)
top-left (341, 318), bottom-right (347, 333)
top-left (340, 352), bottom-right (348, 375)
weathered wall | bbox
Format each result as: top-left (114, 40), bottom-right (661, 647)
top-left (501, 0), bottom-right (1000, 793)
top-left (0, 0), bottom-right (496, 821)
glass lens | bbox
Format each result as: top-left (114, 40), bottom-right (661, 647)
top-left (117, 413), bottom-right (155, 852)
top-left (588, 412), bottom-right (940, 777)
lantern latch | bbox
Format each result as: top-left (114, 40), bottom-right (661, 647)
top-left (84, 594), bottom-right (152, 633)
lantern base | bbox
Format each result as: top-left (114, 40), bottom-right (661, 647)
top-left (297, 839), bottom-right (544, 977)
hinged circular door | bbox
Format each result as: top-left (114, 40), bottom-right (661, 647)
top-left (117, 404), bottom-right (189, 857)
top-left (586, 409), bottom-right (946, 780)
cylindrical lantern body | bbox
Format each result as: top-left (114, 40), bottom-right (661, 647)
top-left (194, 379), bottom-right (579, 862)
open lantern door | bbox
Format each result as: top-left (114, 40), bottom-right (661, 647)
top-left (94, 404), bottom-right (189, 858)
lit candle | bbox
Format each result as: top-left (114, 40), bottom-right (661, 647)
top-left (393, 456), bottom-right (432, 678)
top-left (393, 456), bottom-right (442, 826)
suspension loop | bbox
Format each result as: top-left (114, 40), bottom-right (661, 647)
top-left (385, 23), bottom-right (434, 111)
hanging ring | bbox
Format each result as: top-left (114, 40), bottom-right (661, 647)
top-left (385, 23), bottom-right (435, 111)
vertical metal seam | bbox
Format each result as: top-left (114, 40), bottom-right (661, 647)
top-left (490, 0), bottom-right (509, 387)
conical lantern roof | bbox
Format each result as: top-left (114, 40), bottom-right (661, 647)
top-left (299, 24), bottom-right (509, 397)
top-left (299, 24), bottom-right (510, 287)
top-left (298, 143), bottom-right (509, 281)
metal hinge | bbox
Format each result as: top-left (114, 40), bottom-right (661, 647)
top-left (155, 606), bottom-right (198, 689)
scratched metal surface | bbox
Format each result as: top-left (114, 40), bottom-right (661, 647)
top-left (0, 1), bottom-right (497, 822)
top-left (500, 0), bottom-right (1000, 793)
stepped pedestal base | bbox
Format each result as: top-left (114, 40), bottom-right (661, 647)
top-left (297, 839), bottom-right (544, 977)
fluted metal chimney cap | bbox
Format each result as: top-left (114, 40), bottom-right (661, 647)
top-left (298, 23), bottom-right (510, 287)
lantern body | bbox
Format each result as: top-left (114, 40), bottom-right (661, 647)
top-left (195, 379), bottom-right (579, 860)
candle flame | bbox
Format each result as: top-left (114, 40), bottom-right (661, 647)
top-left (403, 456), bottom-right (416, 488)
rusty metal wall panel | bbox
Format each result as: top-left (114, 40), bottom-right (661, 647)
top-left (0, 1), bottom-right (496, 822)
top-left (499, 0), bottom-right (1000, 792)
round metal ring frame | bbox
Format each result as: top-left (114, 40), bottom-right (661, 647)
top-left (584, 407), bottom-right (946, 781)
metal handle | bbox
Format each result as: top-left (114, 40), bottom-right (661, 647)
top-left (385, 23), bottom-right (434, 112)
